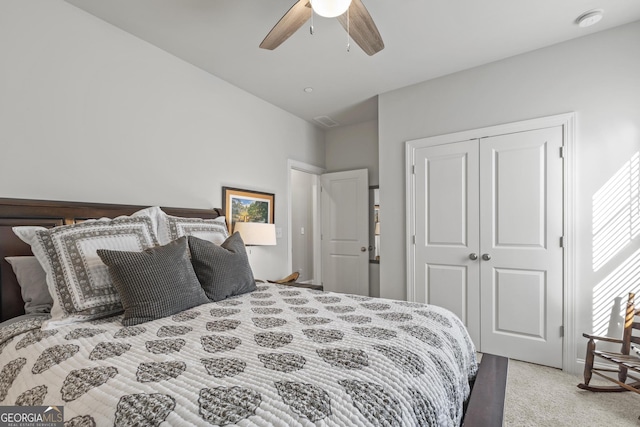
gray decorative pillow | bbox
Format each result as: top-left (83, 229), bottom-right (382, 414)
top-left (4, 256), bottom-right (52, 314)
top-left (98, 236), bottom-right (209, 326)
top-left (13, 209), bottom-right (159, 328)
top-left (188, 233), bottom-right (257, 302)
top-left (157, 209), bottom-right (228, 245)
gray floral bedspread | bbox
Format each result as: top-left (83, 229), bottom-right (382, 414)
top-left (0, 283), bottom-right (477, 426)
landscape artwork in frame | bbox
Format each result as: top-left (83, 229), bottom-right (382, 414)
top-left (222, 187), bottom-right (275, 233)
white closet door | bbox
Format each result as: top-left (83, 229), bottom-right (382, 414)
top-left (412, 126), bottom-right (564, 367)
top-left (414, 140), bottom-right (481, 345)
top-left (479, 127), bottom-right (564, 368)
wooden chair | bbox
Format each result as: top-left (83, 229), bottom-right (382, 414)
top-left (578, 292), bottom-right (640, 393)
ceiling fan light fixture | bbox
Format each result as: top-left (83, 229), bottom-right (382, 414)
top-left (310, 0), bottom-right (352, 18)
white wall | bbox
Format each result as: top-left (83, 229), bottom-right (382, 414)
top-left (0, 0), bottom-right (325, 280)
top-left (379, 21), bottom-right (640, 364)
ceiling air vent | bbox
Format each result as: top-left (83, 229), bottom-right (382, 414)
top-left (314, 115), bottom-right (340, 128)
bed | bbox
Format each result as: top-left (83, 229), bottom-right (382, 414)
top-left (0, 198), bottom-right (505, 426)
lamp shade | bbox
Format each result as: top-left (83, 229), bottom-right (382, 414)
top-left (234, 222), bottom-right (277, 246)
top-left (310, 0), bottom-right (352, 18)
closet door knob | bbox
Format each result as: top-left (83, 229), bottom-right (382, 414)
top-left (482, 253), bottom-right (492, 261)
top-left (469, 253), bottom-right (478, 260)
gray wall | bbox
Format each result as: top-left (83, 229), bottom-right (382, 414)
top-left (379, 21), bottom-right (640, 363)
top-left (0, 0), bottom-right (326, 280)
top-left (325, 120), bottom-right (379, 186)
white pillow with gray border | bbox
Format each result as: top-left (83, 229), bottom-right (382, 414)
top-left (157, 208), bottom-right (228, 245)
top-left (13, 207), bottom-right (160, 328)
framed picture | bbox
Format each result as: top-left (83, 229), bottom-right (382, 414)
top-left (222, 187), bottom-right (275, 233)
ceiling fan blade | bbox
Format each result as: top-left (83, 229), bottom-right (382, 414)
top-left (336, 0), bottom-right (384, 56)
top-left (260, 1), bottom-right (312, 50)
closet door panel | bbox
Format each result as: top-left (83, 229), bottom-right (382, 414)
top-left (414, 140), bottom-right (480, 345)
top-left (479, 126), bottom-right (564, 368)
top-left (492, 143), bottom-right (546, 248)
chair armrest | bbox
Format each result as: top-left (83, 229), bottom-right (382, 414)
top-left (582, 332), bottom-right (623, 344)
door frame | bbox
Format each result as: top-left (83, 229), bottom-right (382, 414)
top-left (405, 112), bottom-right (577, 372)
top-left (287, 159), bottom-right (325, 285)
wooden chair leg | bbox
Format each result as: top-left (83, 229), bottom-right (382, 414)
top-left (583, 339), bottom-right (595, 386)
top-left (619, 365), bottom-right (629, 384)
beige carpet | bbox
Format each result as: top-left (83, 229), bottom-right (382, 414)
top-left (503, 359), bottom-right (640, 426)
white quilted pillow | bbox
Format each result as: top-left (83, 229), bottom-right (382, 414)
top-left (156, 208), bottom-right (228, 245)
top-left (13, 208), bottom-right (160, 328)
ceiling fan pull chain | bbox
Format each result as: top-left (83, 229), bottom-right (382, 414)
top-left (346, 7), bottom-right (350, 52)
top-left (310, 11), bottom-right (314, 35)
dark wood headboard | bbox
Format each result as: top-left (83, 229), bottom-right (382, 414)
top-left (0, 198), bottom-right (223, 323)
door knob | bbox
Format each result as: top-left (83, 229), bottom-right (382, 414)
top-left (469, 253), bottom-right (478, 260)
top-left (361, 247), bottom-right (367, 252)
top-left (482, 253), bottom-right (492, 261)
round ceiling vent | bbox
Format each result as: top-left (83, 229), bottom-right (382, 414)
top-left (576, 10), bottom-right (604, 28)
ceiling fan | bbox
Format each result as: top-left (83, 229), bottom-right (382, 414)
top-left (259, 0), bottom-right (384, 56)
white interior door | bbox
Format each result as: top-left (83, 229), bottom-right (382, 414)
top-left (414, 140), bottom-right (481, 344)
top-left (321, 169), bottom-right (369, 295)
top-left (479, 127), bottom-right (564, 368)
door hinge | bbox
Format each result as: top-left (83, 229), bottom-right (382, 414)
top-left (412, 165), bottom-right (415, 174)
top-left (560, 146), bottom-right (565, 158)
top-left (412, 235), bottom-right (416, 245)
top-left (560, 236), bottom-right (564, 248)
top-left (560, 325), bottom-right (564, 337)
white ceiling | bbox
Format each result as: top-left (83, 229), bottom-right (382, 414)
top-left (65, 0), bottom-right (640, 128)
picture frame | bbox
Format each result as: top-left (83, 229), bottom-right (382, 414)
top-left (222, 186), bottom-right (275, 233)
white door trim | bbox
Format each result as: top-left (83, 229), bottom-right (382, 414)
top-left (287, 159), bottom-right (325, 286)
top-left (405, 112), bottom-right (577, 373)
